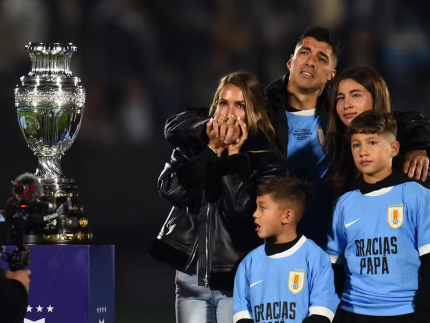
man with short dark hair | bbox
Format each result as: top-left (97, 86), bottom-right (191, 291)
top-left (264, 26), bottom-right (340, 247)
top-left (266, 26), bottom-right (338, 161)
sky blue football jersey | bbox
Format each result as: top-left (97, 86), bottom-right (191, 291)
top-left (286, 109), bottom-right (328, 182)
top-left (234, 236), bottom-right (339, 323)
top-left (327, 182), bottom-right (430, 316)
top-left (285, 109), bottom-right (332, 249)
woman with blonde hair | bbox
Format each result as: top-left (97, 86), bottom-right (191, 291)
top-left (149, 71), bottom-right (286, 323)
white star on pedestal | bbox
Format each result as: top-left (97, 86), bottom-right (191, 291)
top-left (27, 305), bottom-right (32, 312)
top-left (47, 305), bottom-right (54, 312)
top-left (36, 305), bottom-right (43, 312)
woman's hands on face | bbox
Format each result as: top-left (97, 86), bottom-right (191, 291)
top-left (207, 115), bottom-right (241, 155)
top-left (228, 118), bottom-right (247, 156)
top-left (403, 150), bottom-right (429, 182)
top-left (207, 115), bottom-right (228, 154)
top-left (220, 116), bottom-right (241, 145)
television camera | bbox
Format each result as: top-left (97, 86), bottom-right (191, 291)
top-left (0, 173), bottom-right (71, 271)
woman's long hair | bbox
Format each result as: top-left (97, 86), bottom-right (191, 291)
top-left (324, 66), bottom-right (391, 195)
top-left (209, 71), bottom-right (276, 145)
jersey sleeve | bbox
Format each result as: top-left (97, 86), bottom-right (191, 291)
top-left (326, 199), bottom-right (347, 265)
top-left (233, 258), bottom-right (253, 323)
top-left (417, 187), bottom-right (430, 256)
top-left (308, 250), bottom-right (340, 322)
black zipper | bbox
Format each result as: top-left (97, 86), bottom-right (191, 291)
top-left (204, 203), bottom-right (211, 288)
top-left (197, 191), bottom-right (211, 288)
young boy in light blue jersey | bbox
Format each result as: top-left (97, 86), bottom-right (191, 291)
top-left (327, 110), bottom-right (430, 323)
top-left (233, 176), bottom-right (339, 323)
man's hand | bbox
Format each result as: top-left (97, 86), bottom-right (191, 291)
top-left (403, 150), bottom-right (429, 182)
top-left (5, 269), bottom-right (31, 293)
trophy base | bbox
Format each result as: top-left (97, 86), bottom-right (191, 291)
top-left (26, 176), bottom-right (94, 245)
top-left (25, 231), bottom-right (93, 245)
top-left (40, 177), bottom-right (79, 200)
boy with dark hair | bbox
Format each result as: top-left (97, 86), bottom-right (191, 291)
top-left (327, 110), bottom-right (430, 323)
top-left (233, 176), bottom-right (339, 323)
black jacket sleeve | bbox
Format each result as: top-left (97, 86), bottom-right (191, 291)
top-left (394, 110), bottom-right (430, 154)
top-left (158, 146), bottom-right (220, 208)
top-left (414, 252), bottom-right (430, 322)
top-left (0, 268), bottom-right (28, 323)
top-left (164, 108), bottom-right (210, 148)
top-left (217, 151), bottom-right (287, 222)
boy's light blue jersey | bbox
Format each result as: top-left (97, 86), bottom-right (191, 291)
top-left (327, 182), bottom-right (430, 316)
top-left (233, 236), bottom-right (339, 323)
top-left (286, 109), bottom-right (328, 181)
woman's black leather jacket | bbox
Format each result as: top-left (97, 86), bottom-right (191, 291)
top-left (149, 110), bottom-right (286, 290)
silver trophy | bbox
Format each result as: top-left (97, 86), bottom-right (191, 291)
top-left (14, 43), bottom-right (92, 244)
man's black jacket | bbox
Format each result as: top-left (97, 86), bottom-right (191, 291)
top-left (265, 73), bottom-right (430, 158)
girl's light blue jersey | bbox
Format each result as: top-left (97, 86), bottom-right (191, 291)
top-left (327, 182), bottom-right (430, 316)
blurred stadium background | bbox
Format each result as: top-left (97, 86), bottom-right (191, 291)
top-left (0, 0), bottom-right (428, 322)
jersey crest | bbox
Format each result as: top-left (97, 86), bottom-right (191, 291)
top-left (387, 204), bottom-right (404, 229)
top-left (288, 269), bottom-right (305, 294)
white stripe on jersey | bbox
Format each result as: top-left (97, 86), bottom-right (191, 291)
top-left (328, 254), bottom-right (344, 265)
top-left (364, 186), bottom-right (394, 196)
top-left (419, 243), bottom-right (430, 256)
top-left (269, 236), bottom-right (307, 258)
top-left (309, 306), bottom-right (335, 322)
top-left (233, 310), bottom-right (252, 323)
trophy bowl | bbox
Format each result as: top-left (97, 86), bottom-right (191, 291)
top-left (14, 43), bottom-right (92, 244)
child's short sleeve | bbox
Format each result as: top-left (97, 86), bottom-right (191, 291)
top-left (308, 250), bottom-right (339, 322)
top-left (326, 200), bottom-right (347, 264)
top-left (233, 258), bottom-right (253, 323)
